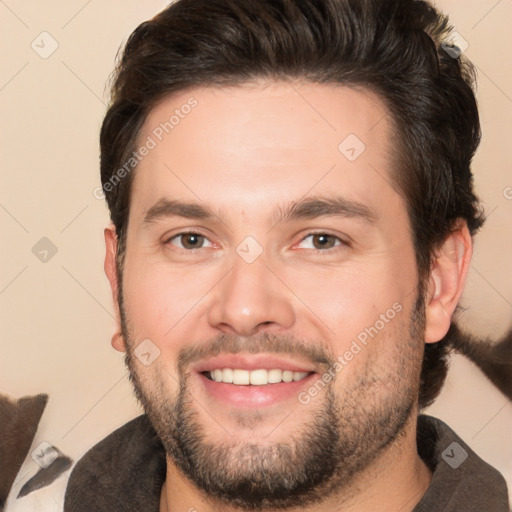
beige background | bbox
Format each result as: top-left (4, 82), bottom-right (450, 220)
top-left (1, 0), bottom-right (511, 501)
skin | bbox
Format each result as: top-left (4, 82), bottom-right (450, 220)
top-left (104, 80), bottom-right (472, 512)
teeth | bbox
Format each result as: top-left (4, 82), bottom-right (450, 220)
top-left (222, 368), bottom-right (233, 383)
top-left (250, 369), bottom-right (268, 386)
top-left (233, 369), bottom-right (250, 385)
top-left (282, 370), bottom-right (294, 383)
top-left (208, 368), bottom-right (309, 385)
top-left (267, 368), bottom-right (283, 384)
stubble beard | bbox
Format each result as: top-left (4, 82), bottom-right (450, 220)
top-left (120, 292), bottom-right (425, 510)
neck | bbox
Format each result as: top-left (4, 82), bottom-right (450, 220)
top-left (160, 413), bottom-right (431, 512)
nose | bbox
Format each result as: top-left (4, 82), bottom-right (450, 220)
top-left (207, 253), bottom-right (296, 337)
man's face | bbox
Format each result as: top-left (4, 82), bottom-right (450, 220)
top-left (116, 81), bottom-right (425, 507)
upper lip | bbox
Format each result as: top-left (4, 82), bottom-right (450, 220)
top-left (191, 354), bottom-right (318, 374)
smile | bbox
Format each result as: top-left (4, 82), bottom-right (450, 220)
top-left (206, 368), bottom-right (311, 385)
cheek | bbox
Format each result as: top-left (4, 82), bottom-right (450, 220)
top-left (121, 260), bottom-right (195, 370)
top-left (284, 260), bottom-right (413, 346)
top-left (128, 354), bottom-right (181, 415)
top-left (122, 258), bottom-right (209, 334)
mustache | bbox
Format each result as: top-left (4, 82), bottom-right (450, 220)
top-left (177, 332), bottom-right (335, 373)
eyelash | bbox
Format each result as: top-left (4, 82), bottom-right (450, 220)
top-left (164, 230), bottom-right (349, 254)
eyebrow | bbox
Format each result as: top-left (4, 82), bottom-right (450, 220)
top-left (143, 199), bottom-right (220, 225)
top-left (272, 195), bottom-right (377, 225)
top-left (142, 195), bottom-right (378, 226)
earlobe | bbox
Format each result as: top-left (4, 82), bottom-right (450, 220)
top-left (104, 225), bottom-right (126, 353)
top-left (424, 221), bottom-right (473, 344)
top-left (111, 331), bottom-right (126, 352)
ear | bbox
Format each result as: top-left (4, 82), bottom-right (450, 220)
top-left (424, 220), bottom-right (473, 344)
top-left (104, 224), bottom-right (126, 352)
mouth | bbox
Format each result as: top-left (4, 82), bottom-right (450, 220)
top-left (202, 368), bottom-right (312, 385)
top-left (192, 354), bottom-right (319, 408)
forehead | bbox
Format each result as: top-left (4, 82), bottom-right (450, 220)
top-left (129, 80), bottom-right (401, 222)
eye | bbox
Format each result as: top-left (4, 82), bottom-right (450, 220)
top-left (166, 231), bottom-right (214, 250)
top-left (296, 233), bottom-right (346, 251)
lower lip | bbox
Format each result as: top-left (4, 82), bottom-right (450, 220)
top-left (198, 372), bottom-right (316, 408)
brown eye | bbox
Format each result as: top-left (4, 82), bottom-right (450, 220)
top-left (311, 234), bottom-right (337, 249)
top-left (167, 232), bottom-right (212, 250)
top-left (298, 233), bottom-right (343, 251)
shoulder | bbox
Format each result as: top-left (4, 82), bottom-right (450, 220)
top-left (5, 413), bottom-right (165, 512)
top-left (415, 414), bottom-right (510, 511)
top-left (63, 415), bottom-right (166, 512)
